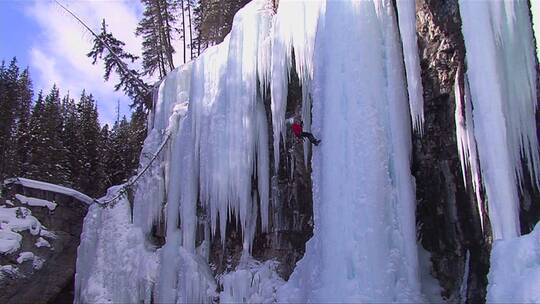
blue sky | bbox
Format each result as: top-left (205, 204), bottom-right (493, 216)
top-left (0, 0), bottom-right (145, 125)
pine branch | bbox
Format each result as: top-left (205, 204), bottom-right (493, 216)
top-left (54, 0), bottom-right (153, 107)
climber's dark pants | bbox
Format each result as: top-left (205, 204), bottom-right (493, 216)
top-left (301, 132), bottom-right (319, 144)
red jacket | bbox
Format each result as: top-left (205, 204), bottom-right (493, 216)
top-left (292, 123), bottom-right (303, 137)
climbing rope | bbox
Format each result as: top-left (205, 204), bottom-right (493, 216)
top-left (93, 132), bottom-right (171, 208)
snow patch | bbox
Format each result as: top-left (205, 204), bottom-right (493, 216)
top-left (487, 222), bottom-right (540, 303)
top-left (17, 251), bottom-right (35, 264)
top-left (15, 194), bottom-right (57, 211)
top-left (16, 252), bottom-right (44, 270)
top-left (39, 229), bottom-right (57, 239)
top-left (0, 230), bottom-right (23, 254)
top-left (35, 237), bottom-right (51, 248)
top-left (0, 206), bottom-right (42, 254)
top-left (219, 256), bottom-right (284, 303)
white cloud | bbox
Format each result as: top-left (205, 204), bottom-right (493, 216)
top-left (26, 0), bottom-right (144, 125)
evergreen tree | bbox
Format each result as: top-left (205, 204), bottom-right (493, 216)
top-left (136, 0), bottom-right (177, 78)
top-left (29, 85), bottom-right (67, 184)
top-left (76, 92), bottom-right (105, 196)
top-left (179, 0), bottom-right (187, 64)
top-left (192, 0), bottom-right (250, 53)
top-left (186, 0), bottom-right (196, 59)
top-left (14, 68), bottom-right (33, 176)
top-left (0, 58), bottom-right (20, 179)
top-left (106, 116), bottom-right (132, 185)
top-left (27, 91), bottom-right (47, 181)
top-left (99, 124), bottom-right (112, 188)
top-left (88, 20), bottom-right (152, 110)
top-left (61, 93), bottom-right (80, 186)
top-left (128, 108), bottom-right (147, 171)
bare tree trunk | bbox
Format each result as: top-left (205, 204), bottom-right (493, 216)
top-left (187, 0), bottom-right (194, 60)
top-left (156, 0), bottom-right (175, 71)
top-left (180, 0), bottom-right (187, 64)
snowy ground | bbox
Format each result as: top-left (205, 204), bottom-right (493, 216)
top-left (488, 223), bottom-right (540, 303)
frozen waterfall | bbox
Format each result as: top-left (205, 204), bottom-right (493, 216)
top-left (74, 0), bottom-right (540, 303)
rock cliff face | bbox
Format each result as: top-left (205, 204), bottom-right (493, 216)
top-left (412, 0), bottom-right (491, 302)
top-left (0, 185), bottom-right (88, 304)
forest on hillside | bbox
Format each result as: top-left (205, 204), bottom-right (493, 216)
top-left (0, 58), bottom-right (146, 197)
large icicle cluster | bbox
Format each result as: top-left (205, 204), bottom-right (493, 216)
top-left (270, 0), bottom-right (323, 168)
top-left (459, 1), bottom-right (540, 239)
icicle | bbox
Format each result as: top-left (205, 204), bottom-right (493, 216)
top-left (459, 0), bottom-right (540, 239)
top-left (454, 69), bottom-right (485, 232)
top-left (395, 0), bottom-right (425, 134)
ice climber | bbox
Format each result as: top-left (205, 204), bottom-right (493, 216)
top-left (291, 120), bottom-right (321, 146)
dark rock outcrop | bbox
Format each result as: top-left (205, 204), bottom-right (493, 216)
top-left (413, 0), bottom-right (491, 302)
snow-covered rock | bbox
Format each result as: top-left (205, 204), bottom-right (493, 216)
top-left (0, 179), bottom-right (89, 303)
top-left (15, 194), bottom-right (57, 211)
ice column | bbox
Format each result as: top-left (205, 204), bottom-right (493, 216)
top-left (454, 70), bottom-right (485, 232)
top-left (279, 1), bottom-right (422, 301)
top-left (459, 0), bottom-right (540, 239)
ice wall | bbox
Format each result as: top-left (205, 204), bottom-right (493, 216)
top-left (138, 2), bottom-right (273, 302)
top-left (75, 186), bottom-right (158, 304)
top-left (78, 0), bottom-right (540, 301)
top-left (272, 0), bottom-right (422, 301)
top-left (459, 0), bottom-right (540, 239)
